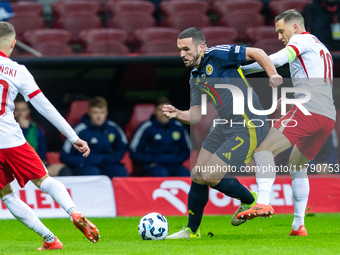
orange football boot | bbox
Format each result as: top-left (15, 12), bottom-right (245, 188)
top-left (71, 212), bottom-right (100, 243)
top-left (288, 225), bottom-right (308, 236)
top-left (237, 203), bottom-right (274, 220)
top-left (37, 237), bottom-right (63, 250)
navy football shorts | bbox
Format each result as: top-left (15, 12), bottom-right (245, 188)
top-left (202, 122), bottom-right (269, 169)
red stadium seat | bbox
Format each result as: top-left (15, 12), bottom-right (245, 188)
top-left (125, 103), bottom-right (154, 141)
top-left (192, 102), bottom-right (217, 149)
top-left (246, 26), bottom-right (278, 44)
top-left (8, 13), bottom-right (45, 41)
top-left (11, 1), bottom-right (44, 15)
top-left (46, 152), bottom-right (62, 164)
top-left (34, 41), bottom-right (75, 57)
top-left (201, 26), bottom-right (239, 46)
top-left (134, 27), bottom-right (180, 44)
top-left (23, 29), bottom-right (72, 47)
top-left (53, 12), bottom-right (102, 42)
top-left (87, 41), bottom-right (130, 55)
top-left (79, 28), bottom-right (128, 52)
top-left (269, 0), bottom-right (312, 17)
top-left (162, 11), bottom-right (211, 31)
top-left (52, 0), bottom-right (101, 18)
top-left (216, 10), bottom-right (265, 42)
top-left (106, 11), bottom-right (156, 51)
top-left (107, 11), bottom-right (156, 35)
top-left (160, 1), bottom-right (209, 17)
top-left (65, 100), bottom-right (89, 128)
top-left (253, 38), bottom-right (284, 55)
top-left (138, 40), bottom-right (179, 55)
top-left (120, 152), bottom-right (133, 176)
top-left (214, 0), bottom-right (263, 17)
top-left (108, 1), bottom-right (156, 16)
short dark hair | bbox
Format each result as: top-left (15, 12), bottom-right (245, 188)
top-left (178, 27), bottom-right (206, 46)
top-left (89, 96), bottom-right (107, 108)
top-left (154, 97), bottom-right (171, 107)
top-left (14, 94), bottom-right (25, 103)
top-left (0, 21), bottom-right (15, 38)
top-left (274, 9), bottom-right (305, 26)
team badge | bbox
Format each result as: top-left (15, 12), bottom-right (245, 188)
top-left (206, 64), bottom-right (213, 75)
top-left (172, 131), bottom-right (181, 141)
top-left (108, 133), bottom-right (115, 142)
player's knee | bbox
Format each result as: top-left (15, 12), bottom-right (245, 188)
top-left (201, 174), bottom-right (220, 187)
top-left (0, 184), bottom-right (13, 198)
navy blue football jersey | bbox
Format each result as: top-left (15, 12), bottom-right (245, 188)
top-left (190, 45), bottom-right (267, 127)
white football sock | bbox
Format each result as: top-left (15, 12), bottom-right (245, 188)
top-left (290, 168), bottom-right (309, 230)
top-left (254, 151), bottom-right (276, 205)
top-left (2, 192), bottom-right (54, 241)
top-left (40, 177), bottom-right (78, 218)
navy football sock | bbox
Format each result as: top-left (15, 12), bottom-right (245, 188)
top-left (213, 175), bottom-right (254, 204)
top-left (187, 182), bottom-right (209, 233)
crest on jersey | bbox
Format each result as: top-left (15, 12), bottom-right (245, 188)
top-left (172, 131), bottom-right (181, 141)
top-left (108, 133), bottom-right (115, 142)
top-left (206, 64), bottom-right (213, 75)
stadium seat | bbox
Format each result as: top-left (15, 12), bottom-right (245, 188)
top-left (107, 11), bottom-right (156, 35)
top-left (11, 1), bottom-right (44, 15)
top-left (52, 0), bottom-right (101, 18)
top-left (8, 13), bottom-right (45, 42)
top-left (201, 26), bottom-right (238, 46)
top-left (65, 100), bottom-right (89, 128)
top-left (192, 102), bottom-right (217, 149)
top-left (183, 149), bottom-right (199, 171)
top-left (134, 27), bottom-right (180, 45)
top-left (269, 0), bottom-right (312, 17)
top-left (214, 0), bottom-right (263, 17)
top-left (108, 1), bottom-right (156, 16)
top-left (33, 41), bottom-right (75, 57)
top-left (216, 10), bottom-right (265, 42)
top-left (138, 40), bottom-right (179, 55)
top-left (106, 11), bottom-right (156, 51)
top-left (46, 152), bottom-right (62, 164)
top-left (253, 38), bottom-right (284, 55)
top-left (246, 26), bottom-right (278, 44)
top-left (87, 41), bottom-right (130, 55)
top-left (53, 12), bottom-right (102, 42)
top-left (79, 28), bottom-right (128, 52)
top-left (160, 1), bottom-right (209, 17)
top-left (23, 29), bottom-right (72, 47)
top-left (125, 103), bottom-right (154, 141)
top-left (162, 11), bottom-right (211, 31)
top-left (120, 151), bottom-right (133, 176)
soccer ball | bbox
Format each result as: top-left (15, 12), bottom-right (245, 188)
top-left (138, 212), bottom-right (169, 240)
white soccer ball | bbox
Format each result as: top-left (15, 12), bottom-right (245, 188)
top-left (138, 212), bottom-right (169, 240)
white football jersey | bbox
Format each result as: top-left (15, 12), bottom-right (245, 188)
top-left (287, 32), bottom-right (336, 120)
top-left (0, 52), bottom-right (41, 149)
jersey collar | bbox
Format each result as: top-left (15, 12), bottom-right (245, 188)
top-left (0, 51), bottom-right (8, 58)
top-left (301, 32), bottom-right (310, 35)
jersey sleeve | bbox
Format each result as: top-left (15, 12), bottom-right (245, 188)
top-left (190, 83), bottom-right (202, 107)
top-left (208, 45), bottom-right (247, 65)
top-left (287, 35), bottom-right (308, 57)
top-left (17, 66), bottom-right (41, 101)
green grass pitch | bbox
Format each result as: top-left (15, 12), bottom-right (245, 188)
top-left (1, 213), bottom-right (339, 255)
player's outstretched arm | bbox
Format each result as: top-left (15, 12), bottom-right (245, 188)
top-left (29, 93), bottom-right (81, 146)
top-left (73, 139), bottom-right (90, 157)
top-left (242, 47), bottom-right (294, 76)
top-left (162, 104), bottom-right (201, 125)
top-left (245, 47), bottom-right (283, 88)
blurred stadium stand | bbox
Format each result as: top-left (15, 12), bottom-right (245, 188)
top-left (6, 0), bottom-right (340, 173)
